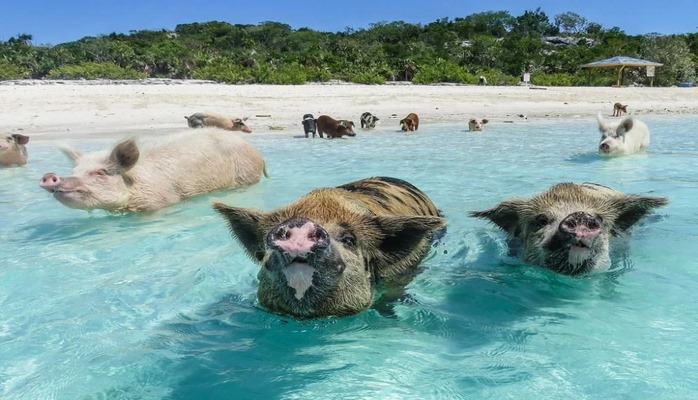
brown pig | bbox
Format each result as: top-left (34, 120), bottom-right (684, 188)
top-left (470, 182), bottom-right (668, 275)
top-left (399, 113), bottom-right (419, 131)
top-left (315, 115), bottom-right (356, 139)
top-left (39, 128), bottom-right (267, 212)
top-left (185, 112), bottom-right (252, 133)
top-left (0, 132), bottom-right (29, 167)
top-left (214, 176), bottom-right (446, 318)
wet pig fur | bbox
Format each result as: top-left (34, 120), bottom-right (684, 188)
top-left (214, 176), bottom-right (446, 318)
top-left (40, 129), bottom-right (267, 212)
top-left (470, 182), bottom-right (668, 275)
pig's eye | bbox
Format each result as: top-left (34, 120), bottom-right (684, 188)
top-left (533, 214), bottom-right (551, 229)
top-left (339, 232), bottom-right (357, 248)
top-left (91, 169), bottom-right (109, 176)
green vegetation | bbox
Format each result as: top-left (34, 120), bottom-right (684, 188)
top-left (1, 9), bottom-right (696, 86)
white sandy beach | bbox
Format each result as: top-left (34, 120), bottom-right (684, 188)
top-left (1, 80), bottom-right (697, 140)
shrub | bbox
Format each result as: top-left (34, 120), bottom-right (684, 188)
top-left (47, 62), bottom-right (146, 79)
top-left (412, 60), bottom-right (476, 84)
top-left (473, 68), bottom-right (520, 85)
top-left (192, 59), bottom-right (253, 83)
top-left (0, 59), bottom-right (28, 80)
top-left (253, 63), bottom-right (308, 84)
top-left (530, 71), bottom-right (609, 86)
top-left (346, 71), bottom-right (385, 84)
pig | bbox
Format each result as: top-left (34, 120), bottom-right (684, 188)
top-left (315, 115), bottom-right (356, 139)
top-left (302, 113), bottom-right (317, 138)
top-left (39, 129), bottom-right (267, 212)
top-left (597, 112), bottom-right (650, 155)
top-left (213, 176), bottom-right (446, 318)
top-left (613, 102), bottom-right (627, 117)
top-left (399, 113), bottom-right (419, 132)
top-left (185, 112), bottom-right (252, 133)
top-left (0, 132), bottom-right (29, 167)
top-left (360, 112), bottom-right (379, 129)
top-left (468, 118), bottom-right (489, 132)
top-left (470, 182), bottom-right (668, 275)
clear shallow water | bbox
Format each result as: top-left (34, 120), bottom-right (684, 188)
top-left (1, 116), bottom-right (698, 399)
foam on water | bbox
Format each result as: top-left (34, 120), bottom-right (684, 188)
top-left (1, 116), bottom-right (697, 399)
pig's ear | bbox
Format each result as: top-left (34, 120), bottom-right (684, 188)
top-left (611, 195), bottom-right (668, 233)
top-left (60, 147), bottom-right (82, 162)
top-left (617, 117), bottom-right (634, 135)
top-left (213, 202), bottom-right (267, 261)
top-left (374, 215), bottom-right (447, 263)
top-left (469, 199), bottom-right (528, 235)
top-left (12, 134), bottom-right (29, 145)
top-left (110, 139), bottom-right (140, 171)
top-left (596, 112), bottom-right (606, 126)
top-left (482, 119), bottom-right (489, 124)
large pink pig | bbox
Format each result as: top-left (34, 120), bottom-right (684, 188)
top-left (40, 129), bottom-right (267, 212)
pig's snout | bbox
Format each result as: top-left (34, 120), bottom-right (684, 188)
top-left (267, 218), bottom-right (330, 256)
top-left (241, 126), bottom-right (252, 133)
top-left (559, 212), bottom-right (602, 239)
top-left (39, 173), bottom-right (62, 191)
top-left (599, 142), bottom-right (611, 153)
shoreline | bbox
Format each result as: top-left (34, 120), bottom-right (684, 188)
top-left (1, 80), bottom-right (697, 140)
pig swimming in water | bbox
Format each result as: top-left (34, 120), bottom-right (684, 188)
top-left (213, 176), bottom-right (446, 318)
top-left (596, 112), bottom-right (650, 155)
top-left (0, 132), bottom-right (30, 167)
top-left (470, 182), bottom-right (668, 275)
top-left (40, 129), bottom-right (267, 212)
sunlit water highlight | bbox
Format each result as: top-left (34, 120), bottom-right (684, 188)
top-left (1, 116), bottom-right (697, 399)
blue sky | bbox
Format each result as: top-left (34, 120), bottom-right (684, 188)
top-left (1, 0), bottom-right (696, 45)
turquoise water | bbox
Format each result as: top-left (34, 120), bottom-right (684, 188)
top-left (1, 116), bottom-right (697, 399)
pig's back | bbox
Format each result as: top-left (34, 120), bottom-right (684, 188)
top-left (133, 129), bottom-right (265, 196)
top-left (336, 176), bottom-right (441, 217)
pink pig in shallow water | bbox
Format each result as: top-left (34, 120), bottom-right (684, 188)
top-left (39, 128), bottom-right (267, 212)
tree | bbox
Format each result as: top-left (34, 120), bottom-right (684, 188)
top-left (453, 11), bottom-right (515, 38)
top-left (554, 12), bottom-right (589, 35)
top-left (640, 34), bottom-right (696, 85)
top-left (512, 8), bottom-right (558, 36)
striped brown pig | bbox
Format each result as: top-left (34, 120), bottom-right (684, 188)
top-left (214, 176), bottom-right (446, 319)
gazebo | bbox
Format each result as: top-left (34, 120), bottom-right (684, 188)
top-left (580, 56), bottom-right (663, 86)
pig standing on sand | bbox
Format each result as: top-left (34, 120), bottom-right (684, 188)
top-left (39, 129), bottom-right (267, 212)
top-left (471, 182), bottom-right (668, 275)
top-left (214, 176), bottom-right (446, 318)
top-left (0, 132), bottom-right (29, 167)
top-left (596, 112), bottom-right (650, 155)
top-left (185, 112), bottom-right (252, 133)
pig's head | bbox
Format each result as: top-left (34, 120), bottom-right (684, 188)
top-left (399, 118), bottom-right (414, 131)
top-left (471, 183), bottom-right (668, 275)
top-left (597, 112), bottom-right (634, 154)
top-left (0, 132), bottom-right (29, 166)
top-left (468, 118), bottom-right (489, 131)
top-left (338, 120), bottom-right (356, 136)
top-left (232, 118), bottom-right (252, 133)
top-left (39, 139), bottom-right (140, 211)
top-left (213, 196), bottom-right (444, 318)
